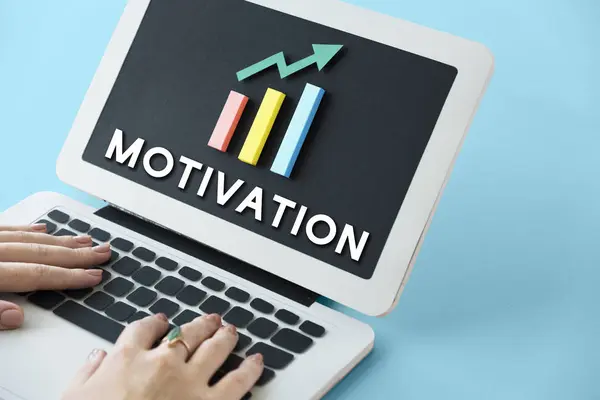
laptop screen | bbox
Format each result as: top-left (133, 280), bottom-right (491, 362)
top-left (83, 0), bottom-right (457, 280)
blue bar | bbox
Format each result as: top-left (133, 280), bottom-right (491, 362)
top-left (271, 83), bottom-right (325, 178)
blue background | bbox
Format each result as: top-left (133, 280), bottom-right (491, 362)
top-left (1, 0), bottom-right (599, 399)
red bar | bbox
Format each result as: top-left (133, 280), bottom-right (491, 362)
top-left (208, 91), bottom-right (249, 152)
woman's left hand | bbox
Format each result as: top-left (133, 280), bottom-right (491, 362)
top-left (0, 224), bottom-right (111, 330)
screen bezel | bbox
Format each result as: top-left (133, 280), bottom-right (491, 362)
top-left (57, 0), bottom-right (494, 316)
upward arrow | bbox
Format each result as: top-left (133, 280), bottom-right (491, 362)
top-left (236, 44), bottom-right (343, 82)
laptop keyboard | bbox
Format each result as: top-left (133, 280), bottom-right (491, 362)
top-left (25, 209), bottom-right (327, 396)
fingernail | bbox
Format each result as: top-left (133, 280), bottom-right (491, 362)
top-left (248, 353), bottom-right (263, 365)
top-left (31, 223), bottom-right (47, 232)
top-left (88, 348), bottom-right (105, 362)
top-left (86, 269), bottom-right (104, 277)
top-left (74, 235), bottom-right (92, 244)
top-left (0, 309), bottom-right (24, 329)
top-left (93, 243), bottom-right (111, 253)
top-left (225, 324), bottom-right (237, 335)
top-left (156, 313), bottom-right (168, 322)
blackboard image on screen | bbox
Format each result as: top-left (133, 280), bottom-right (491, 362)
top-left (82, 0), bottom-right (458, 280)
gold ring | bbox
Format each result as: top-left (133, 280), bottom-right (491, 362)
top-left (161, 326), bottom-right (191, 356)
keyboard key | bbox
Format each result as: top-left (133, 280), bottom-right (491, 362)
top-left (220, 353), bottom-right (243, 372)
top-left (132, 266), bottom-right (161, 286)
top-left (208, 371), bottom-right (252, 400)
top-left (247, 343), bottom-right (294, 370)
top-left (128, 311), bottom-right (150, 324)
top-left (156, 257), bottom-right (178, 271)
top-left (111, 237), bottom-right (134, 252)
top-left (155, 277), bottom-right (185, 296)
top-left (89, 228), bottom-right (111, 242)
top-left (199, 296), bottom-right (230, 315)
top-left (250, 298), bottom-right (274, 314)
top-left (224, 307), bottom-right (254, 328)
top-left (271, 329), bottom-right (313, 353)
top-left (201, 276), bottom-right (225, 292)
top-left (68, 219), bottom-right (90, 233)
top-left (225, 287), bottom-right (250, 303)
top-left (178, 266), bottom-right (202, 282)
top-left (63, 288), bottom-right (93, 300)
top-left (132, 247), bottom-right (155, 262)
top-left (247, 318), bottom-right (278, 339)
top-left (149, 299), bottom-right (180, 318)
top-left (105, 301), bottom-right (136, 322)
top-left (36, 219), bottom-right (57, 234)
top-left (48, 210), bottom-right (69, 224)
top-left (104, 277), bottom-right (134, 297)
top-left (176, 286), bottom-right (207, 306)
top-left (54, 300), bottom-right (124, 343)
top-left (100, 250), bottom-right (120, 267)
top-left (209, 370), bottom-right (225, 386)
top-left (211, 356), bottom-right (254, 400)
top-left (112, 256), bottom-right (141, 276)
top-left (100, 270), bottom-right (112, 284)
top-left (235, 332), bottom-right (252, 352)
top-left (256, 368), bottom-right (276, 386)
top-left (173, 310), bottom-right (201, 326)
top-left (127, 287), bottom-right (157, 307)
top-left (85, 292), bottom-right (115, 311)
top-left (299, 321), bottom-right (325, 338)
top-left (55, 228), bottom-right (76, 237)
top-left (28, 291), bottom-right (65, 310)
top-left (274, 309), bottom-right (299, 325)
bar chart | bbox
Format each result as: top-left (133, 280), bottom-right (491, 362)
top-left (208, 83), bottom-right (325, 178)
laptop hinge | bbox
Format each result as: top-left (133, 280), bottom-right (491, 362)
top-left (94, 205), bottom-right (318, 307)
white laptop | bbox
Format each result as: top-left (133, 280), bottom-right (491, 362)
top-left (0, 0), bottom-right (493, 398)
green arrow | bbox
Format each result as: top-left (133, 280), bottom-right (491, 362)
top-left (236, 44), bottom-right (343, 81)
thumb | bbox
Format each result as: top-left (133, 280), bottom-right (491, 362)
top-left (0, 300), bottom-right (24, 330)
top-left (67, 349), bottom-right (107, 390)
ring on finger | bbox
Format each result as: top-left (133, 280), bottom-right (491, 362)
top-left (161, 326), bottom-right (191, 357)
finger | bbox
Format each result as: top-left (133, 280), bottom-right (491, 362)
top-left (0, 224), bottom-right (47, 233)
top-left (0, 242), bottom-right (111, 267)
top-left (0, 231), bottom-right (93, 249)
top-left (190, 324), bottom-right (239, 378)
top-left (116, 314), bottom-right (170, 350)
top-left (0, 263), bottom-right (103, 292)
top-left (156, 314), bottom-right (221, 360)
top-left (210, 354), bottom-right (264, 399)
top-left (0, 300), bottom-right (24, 330)
top-left (67, 348), bottom-right (107, 389)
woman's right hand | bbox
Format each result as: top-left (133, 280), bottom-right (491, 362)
top-left (62, 313), bottom-right (264, 400)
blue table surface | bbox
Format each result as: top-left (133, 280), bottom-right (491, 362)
top-left (1, 0), bottom-right (599, 399)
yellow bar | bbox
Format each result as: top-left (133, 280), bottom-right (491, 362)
top-left (238, 88), bottom-right (286, 166)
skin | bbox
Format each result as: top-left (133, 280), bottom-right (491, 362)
top-left (0, 224), bottom-right (263, 400)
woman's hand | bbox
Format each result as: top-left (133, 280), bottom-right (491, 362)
top-left (63, 313), bottom-right (264, 400)
top-left (0, 224), bottom-right (111, 330)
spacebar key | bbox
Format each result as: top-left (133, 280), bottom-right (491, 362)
top-left (54, 300), bottom-right (125, 343)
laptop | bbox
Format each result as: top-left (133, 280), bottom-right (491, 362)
top-left (0, 0), bottom-right (493, 398)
